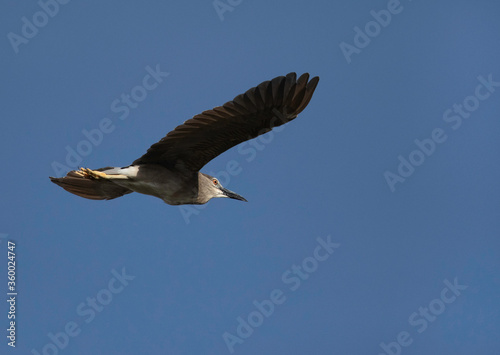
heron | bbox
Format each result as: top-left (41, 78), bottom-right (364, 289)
top-left (50, 72), bottom-right (319, 205)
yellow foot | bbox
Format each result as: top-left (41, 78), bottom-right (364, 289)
top-left (79, 168), bottom-right (109, 180)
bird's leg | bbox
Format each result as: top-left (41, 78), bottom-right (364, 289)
top-left (79, 168), bottom-right (106, 179)
top-left (79, 168), bottom-right (129, 180)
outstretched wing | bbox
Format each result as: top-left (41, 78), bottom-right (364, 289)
top-left (132, 72), bottom-right (319, 172)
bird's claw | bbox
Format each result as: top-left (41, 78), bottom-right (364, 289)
top-left (79, 168), bottom-right (108, 180)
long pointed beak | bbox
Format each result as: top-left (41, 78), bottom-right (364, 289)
top-left (220, 187), bottom-right (247, 202)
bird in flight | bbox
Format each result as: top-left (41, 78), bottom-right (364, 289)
top-left (50, 72), bottom-right (319, 205)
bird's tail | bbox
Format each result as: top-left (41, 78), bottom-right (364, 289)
top-left (50, 167), bottom-right (132, 200)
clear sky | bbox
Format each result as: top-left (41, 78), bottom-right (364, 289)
top-left (1, 0), bottom-right (500, 354)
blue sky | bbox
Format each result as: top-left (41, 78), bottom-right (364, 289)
top-left (1, 0), bottom-right (500, 354)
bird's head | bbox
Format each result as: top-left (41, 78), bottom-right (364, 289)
top-left (199, 173), bottom-right (247, 204)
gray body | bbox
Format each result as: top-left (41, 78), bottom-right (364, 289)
top-left (101, 165), bottom-right (238, 205)
top-left (103, 165), bottom-right (198, 205)
top-left (50, 73), bottom-right (319, 206)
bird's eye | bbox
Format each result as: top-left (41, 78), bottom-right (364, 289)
top-left (212, 179), bottom-right (218, 185)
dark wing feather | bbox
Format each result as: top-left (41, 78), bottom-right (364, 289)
top-left (132, 72), bottom-right (319, 172)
